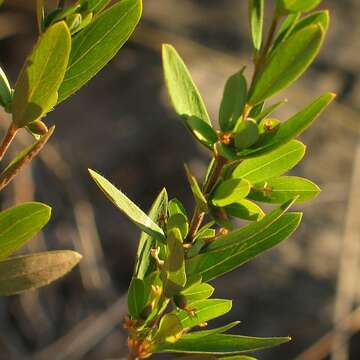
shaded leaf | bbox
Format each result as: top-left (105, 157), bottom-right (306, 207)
top-left (180, 282), bottom-right (214, 304)
top-left (12, 22), bottom-right (71, 126)
top-left (0, 251), bottom-right (81, 296)
top-left (128, 277), bottom-right (146, 318)
top-left (212, 179), bottom-right (251, 207)
top-left (162, 44), bottom-right (211, 126)
top-left (156, 333), bottom-right (290, 354)
top-left (154, 313), bottom-right (183, 344)
top-left (219, 71), bottom-right (247, 132)
top-left (234, 119), bottom-right (259, 150)
top-left (273, 13), bottom-right (300, 49)
top-left (182, 321), bottom-right (240, 340)
top-left (254, 100), bottom-right (287, 123)
top-left (0, 202), bottom-right (51, 260)
top-left (225, 199), bottom-right (264, 221)
top-left (89, 169), bottom-right (165, 242)
top-left (185, 165), bottom-right (208, 212)
top-left (248, 25), bottom-right (324, 105)
top-left (249, 176), bottom-right (320, 203)
top-left (58, 0), bottom-right (142, 102)
top-left (0, 66), bottom-right (12, 111)
top-left (185, 116), bottom-right (218, 148)
top-left (233, 140), bottom-right (305, 183)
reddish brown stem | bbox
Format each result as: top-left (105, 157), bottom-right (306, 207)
top-left (0, 122), bottom-right (19, 162)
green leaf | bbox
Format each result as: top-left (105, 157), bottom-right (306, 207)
top-left (0, 66), bottom-right (12, 111)
top-left (225, 199), bottom-right (264, 221)
top-left (238, 93), bottom-right (335, 158)
top-left (234, 119), bottom-right (259, 150)
top-left (168, 198), bottom-right (187, 218)
top-left (182, 321), bottom-right (241, 340)
top-left (162, 229), bottom-right (187, 297)
top-left (180, 282), bottom-right (214, 304)
top-left (185, 116), bottom-right (218, 148)
top-left (254, 99), bottom-right (287, 123)
top-left (212, 179), bottom-right (251, 207)
top-left (167, 213), bottom-right (189, 240)
top-left (249, 0), bottom-right (264, 51)
top-left (290, 10), bottom-right (330, 35)
top-left (170, 356), bottom-right (256, 360)
top-left (186, 213), bottom-right (302, 282)
top-left (0, 250), bottom-right (82, 296)
top-left (162, 44), bottom-right (211, 126)
top-left (233, 140), bottom-right (306, 183)
top-left (277, 0), bottom-right (322, 14)
top-left (0, 203), bottom-right (51, 261)
top-left (175, 299), bottom-right (232, 329)
top-left (248, 24), bottom-right (324, 105)
top-left (12, 22), bottom-right (71, 127)
top-left (219, 71), bottom-right (247, 132)
top-left (135, 189), bottom-right (168, 279)
top-left (207, 199), bottom-right (296, 251)
top-left (128, 277), bottom-right (146, 318)
top-left (185, 165), bottom-right (208, 212)
top-left (89, 169), bottom-right (165, 242)
top-left (249, 176), bottom-right (320, 203)
top-left (80, 0), bottom-right (111, 13)
top-left (154, 313), bottom-right (183, 344)
top-left (273, 13), bottom-right (300, 49)
top-left (156, 333), bottom-right (290, 354)
top-left (58, 0), bottom-right (142, 102)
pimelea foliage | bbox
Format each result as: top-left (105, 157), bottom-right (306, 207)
top-left (90, 0), bottom-right (335, 359)
top-left (0, 0), bottom-right (141, 296)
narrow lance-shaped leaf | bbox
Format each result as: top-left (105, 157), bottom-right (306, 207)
top-left (290, 10), bottom-right (330, 35)
top-left (249, 0), bottom-right (264, 51)
top-left (248, 24), bottom-right (325, 105)
top-left (135, 189), bottom-right (168, 279)
top-left (156, 333), bottom-right (290, 354)
top-left (162, 44), bottom-right (212, 126)
top-left (12, 22), bottom-right (71, 127)
top-left (80, 0), bottom-right (111, 13)
top-left (185, 165), bottom-right (208, 212)
top-left (219, 70), bottom-right (247, 132)
top-left (0, 203), bottom-right (51, 260)
top-left (181, 321), bottom-right (240, 340)
top-left (232, 140), bottom-right (306, 183)
top-left (89, 169), bottom-right (165, 242)
top-left (249, 176), bottom-right (320, 204)
top-left (186, 213), bottom-right (302, 282)
top-left (58, 0), bottom-right (142, 102)
top-left (0, 251), bottom-right (82, 296)
top-left (238, 92), bottom-right (335, 158)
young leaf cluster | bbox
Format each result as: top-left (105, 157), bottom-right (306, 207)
top-left (0, 0), bottom-right (142, 295)
top-left (90, 1), bottom-right (334, 359)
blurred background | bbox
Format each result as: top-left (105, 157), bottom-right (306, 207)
top-left (0, 0), bottom-right (359, 359)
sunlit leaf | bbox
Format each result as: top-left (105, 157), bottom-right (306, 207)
top-left (249, 0), bottom-right (264, 51)
top-left (212, 179), bottom-right (251, 207)
top-left (154, 313), bottom-right (183, 344)
top-left (225, 199), bottom-right (264, 221)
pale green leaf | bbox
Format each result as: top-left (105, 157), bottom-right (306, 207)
top-left (182, 321), bottom-right (241, 340)
top-left (89, 169), bottom-right (165, 242)
top-left (225, 199), bottom-right (264, 221)
top-left (233, 140), bottom-right (306, 183)
top-left (185, 165), bottom-right (208, 212)
top-left (0, 251), bottom-right (81, 296)
top-left (12, 22), bottom-right (71, 126)
top-left (58, 0), bottom-right (142, 102)
top-left (249, 0), bottom-right (264, 51)
top-left (180, 282), bottom-right (214, 304)
top-left (0, 203), bottom-right (51, 260)
top-left (162, 44), bottom-right (211, 126)
top-left (277, 0), bottom-right (322, 14)
top-left (154, 313), bottom-right (183, 344)
top-left (249, 176), bottom-right (320, 203)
